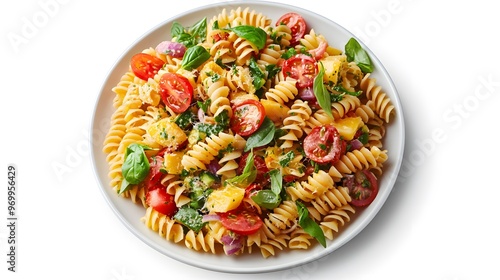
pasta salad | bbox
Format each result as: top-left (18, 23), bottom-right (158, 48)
top-left (102, 7), bottom-right (395, 258)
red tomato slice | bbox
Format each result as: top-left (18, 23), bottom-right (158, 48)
top-left (231, 99), bottom-right (266, 136)
top-left (159, 73), bottom-right (193, 113)
top-left (146, 188), bottom-right (178, 217)
top-left (145, 155), bottom-right (164, 192)
top-left (343, 170), bottom-right (379, 207)
top-left (220, 210), bottom-right (263, 235)
top-left (303, 125), bottom-right (342, 164)
top-left (130, 53), bottom-right (165, 81)
top-left (238, 152), bottom-right (269, 185)
top-left (282, 54), bottom-right (317, 88)
top-left (276, 12), bottom-right (307, 46)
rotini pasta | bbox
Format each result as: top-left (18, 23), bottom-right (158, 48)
top-left (102, 7), bottom-right (396, 259)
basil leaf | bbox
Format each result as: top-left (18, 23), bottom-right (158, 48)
top-left (188, 17), bottom-right (207, 43)
top-left (174, 207), bottom-right (205, 233)
top-left (214, 109), bottom-right (230, 128)
top-left (345, 38), bottom-right (373, 73)
top-left (279, 151), bottom-right (295, 168)
top-left (269, 169), bottom-right (282, 196)
top-left (296, 201), bottom-right (326, 248)
top-left (244, 117), bottom-right (276, 152)
top-left (332, 84), bottom-right (362, 97)
top-left (249, 57), bottom-right (265, 90)
top-left (313, 63), bottom-right (333, 119)
top-left (194, 123), bottom-right (224, 137)
top-left (227, 25), bottom-right (267, 50)
top-left (181, 45), bottom-right (210, 70)
top-left (251, 190), bottom-right (281, 210)
top-left (171, 22), bottom-right (184, 38)
top-left (120, 143), bottom-right (151, 193)
top-left (226, 150), bottom-right (256, 187)
top-left (175, 110), bottom-right (195, 130)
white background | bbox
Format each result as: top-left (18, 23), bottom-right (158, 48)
top-left (1, 0), bottom-right (499, 279)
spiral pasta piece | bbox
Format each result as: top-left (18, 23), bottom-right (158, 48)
top-left (181, 132), bottom-right (235, 171)
top-left (360, 73), bottom-right (395, 123)
top-left (308, 186), bottom-right (351, 220)
top-left (320, 205), bottom-right (356, 240)
top-left (205, 78), bottom-right (233, 120)
top-left (141, 207), bottom-right (184, 243)
top-left (184, 229), bottom-right (216, 254)
top-left (265, 77), bottom-right (299, 104)
top-left (330, 146), bottom-right (388, 177)
top-left (287, 170), bottom-right (333, 202)
top-left (280, 99), bottom-right (312, 149)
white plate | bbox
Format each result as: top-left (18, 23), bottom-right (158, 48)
top-left (91, 0), bottom-right (405, 274)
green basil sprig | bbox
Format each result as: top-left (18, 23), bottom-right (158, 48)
top-left (174, 207), bottom-right (205, 233)
top-left (225, 150), bottom-right (256, 187)
top-left (313, 63), bottom-right (333, 119)
top-left (345, 38), bottom-right (373, 73)
top-left (244, 117), bottom-right (276, 152)
top-left (251, 169), bottom-right (283, 210)
top-left (171, 17), bottom-right (207, 48)
top-left (296, 201), bottom-right (326, 247)
top-left (225, 25), bottom-right (267, 50)
top-left (120, 143), bottom-right (151, 194)
top-left (181, 45), bottom-right (210, 70)
top-left (249, 57), bottom-right (266, 90)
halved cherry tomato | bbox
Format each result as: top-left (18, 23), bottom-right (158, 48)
top-left (244, 183), bottom-right (263, 199)
top-left (145, 155), bottom-right (164, 192)
top-left (238, 152), bottom-right (269, 185)
top-left (159, 73), bottom-right (193, 113)
top-left (146, 187), bottom-right (178, 217)
top-left (303, 125), bottom-right (342, 164)
top-left (130, 53), bottom-right (165, 81)
top-left (343, 170), bottom-right (379, 207)
top-left (282, 54), bottom-right (317, 88)
top-left (219, 210), bottom-right (263, 235)
top-left (230, 99), bottom-right (266, 136)
top-left (276, 12), bottom-right (307, 46)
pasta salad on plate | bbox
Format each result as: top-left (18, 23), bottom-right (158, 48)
top-left (93, 3), bottom-right (403, 271)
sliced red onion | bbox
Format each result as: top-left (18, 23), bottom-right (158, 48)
top-left (207, 159), bottom-right (221, 175)
top-left (308, 40), bottom-right (327, 60)
top-left (197, 108), bottom-right (205, 123)
top-left (202, 214), bottom-right (220, 223)
top-left (155, 41), bottom-right (186, 58)
top-left (350, 139), bottom-right (364, 151)
top-left (298, 87), bottom-right (316, 101)
top-left (221, 234), bottom-right (243, 255)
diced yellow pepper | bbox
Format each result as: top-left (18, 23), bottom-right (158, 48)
top-left (147, 118), bottom-right (187, 149)
top-left (261, 99), bottom-right (290, 124)
top-left (206, 185), bottom-right (245, 213)
top-left (163, 151), bottom-right (184, 174)
top-left (332, 116), bottom-right (364, 141)
top-left (319, 55), bottom-right (346, 85)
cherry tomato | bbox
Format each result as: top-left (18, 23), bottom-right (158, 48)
top-left (343, 170), bottom-right (379, 207)
top-left (159, 73), bottom-right (193, 113)
top-left (130, 53), bottom-right (165, 81)
top-left (237, 152), bottom-right (269, 184)
top-left (146, 187), bottom-right (178, 217)
top-left (276, 12), bottom-right (307, 46)
top-left (303, 125), bottom-right (342, 164)
top-left (230, 99), bottom-right (266, 136)
top-left (244, 183), bottom-right (263, 199)
top-left (219, 210), bottom-right (263, 235)
top-left (145, 155), bottom-right (164, 192)
top-left (282, 54), bottom-right (317, 88)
